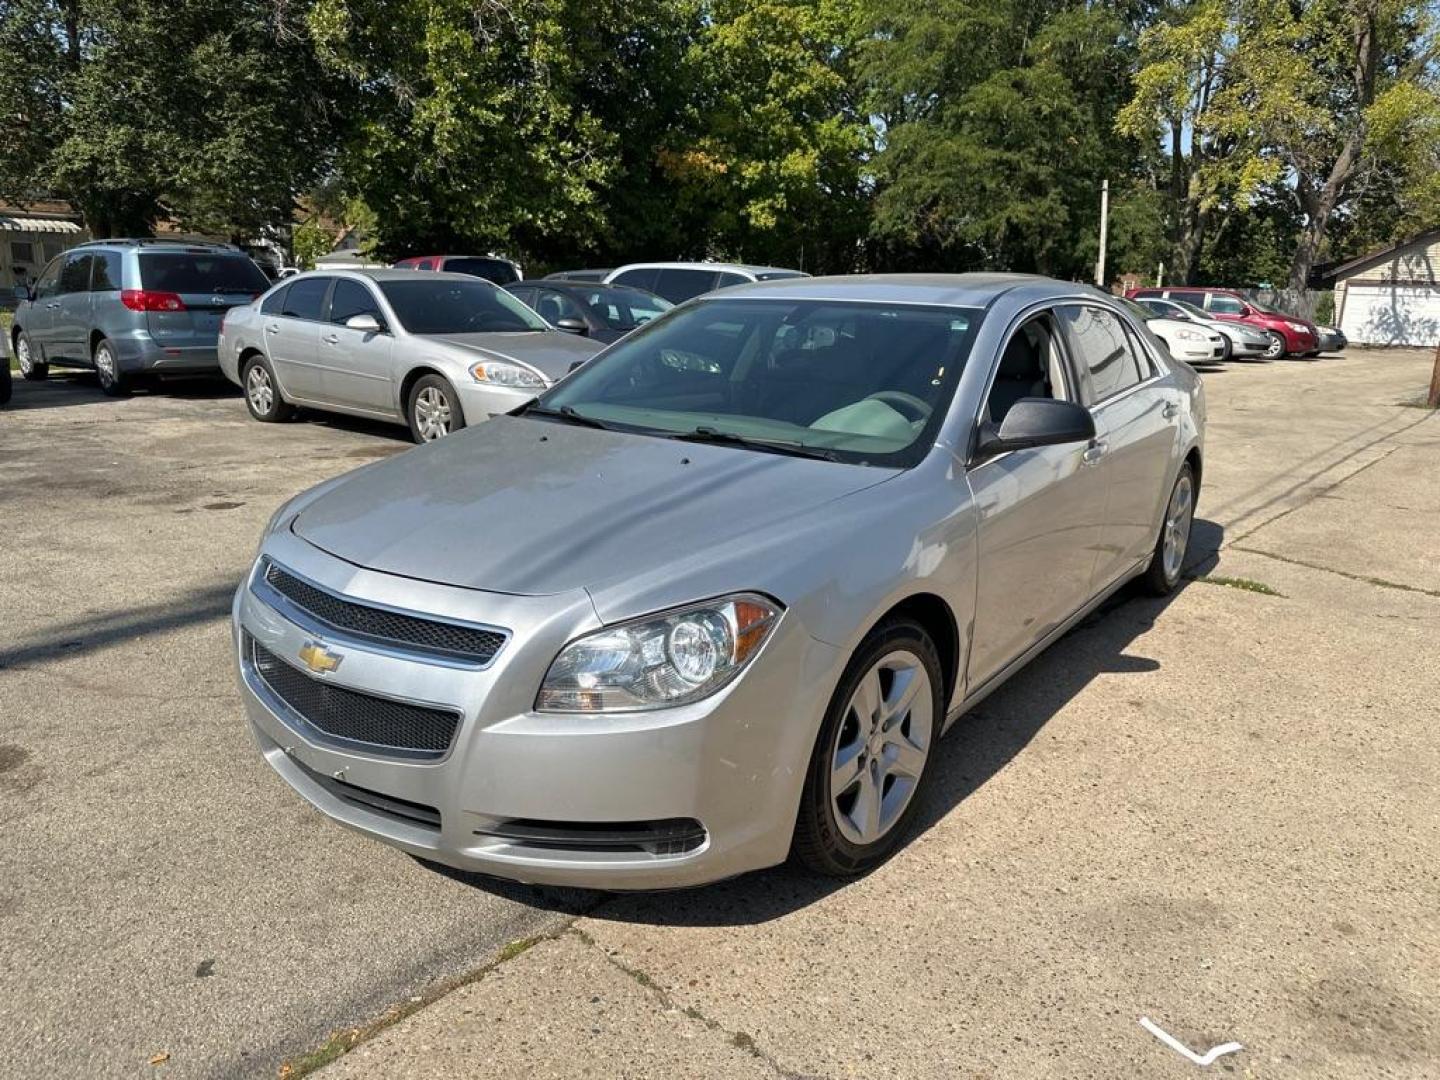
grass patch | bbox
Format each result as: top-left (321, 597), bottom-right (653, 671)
top-left (275, 933), bottom-right (547, 1079)
top-left (1191, 574), bottom-right (1285, 597)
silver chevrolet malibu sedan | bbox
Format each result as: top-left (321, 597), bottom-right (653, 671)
top-left (234, 274), bottom-right (1204, 888)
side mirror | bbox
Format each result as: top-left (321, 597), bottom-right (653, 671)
top-left (12, 285), bottom-right (29, 302)
top-left (975, 398), bottom-right (1096, 458)
top-left (345, 313), bottom-right (384, 334)
top-left (554, 317), bottom-right (588, 336)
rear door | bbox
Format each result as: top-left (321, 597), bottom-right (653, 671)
top-left (609, 267), bottom-right (660, 294)
top-left (51, 253), bottom-right (95, 359)
top-left (263, 276), bottom-right (331, 400)
top-left (1059, 303), bottom-right (1177, 589)
top-left (319, 278), bottom-right (395, 413)
top-left (652, 268), bottom-right (721, 304)
top-left (137, 251), bottom-right (270, 353)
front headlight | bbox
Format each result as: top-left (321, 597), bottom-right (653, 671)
top-left (1285, 321), bottom-right (1309, 334)
top-left (537, 594), bottom-right (782, 712)
top-left (470, 360), bottom-right (546, 388)
top-left (1175, 328), bottom-right (1204, 342)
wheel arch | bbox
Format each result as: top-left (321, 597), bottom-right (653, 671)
top-left (399, 365), bottom-right (449, 413)
top-left (862, 592), bottom-right (961, 713)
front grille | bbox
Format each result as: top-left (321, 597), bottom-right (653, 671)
top-left (291, 756), bottom-right (441, 831)
top-left (249, 636), bottom-right (460, 756)
top-left (474, 818), bottom-right (707, 857)
top-left (262, 560), bottom-right (506, 665)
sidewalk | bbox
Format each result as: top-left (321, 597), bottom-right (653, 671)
top-left (318, 350), bottom-right (1440, 1079)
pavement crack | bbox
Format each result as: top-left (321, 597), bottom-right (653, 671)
top-left (567, 927), bottom-right (824, 1080)
top-left (1231, 545), bottom-right (1440, 599)
top-left (1228, 443), bottom-right (1405, 545)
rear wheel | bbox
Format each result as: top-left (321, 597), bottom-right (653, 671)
top-left (1142, 463), bottom-right (1195, 596)
top-left (406, 374), bottom-right (465, 443)
top-left (93, 337), bottom-right (130, 397)
top-left (0, 360), bottom-right (11, 405)
top-left (1262, 331), bottom-right (1286, 360)
top-left (792, 618), bottom-right (942, 877)
top-left (15, 331), bottom-right (47, 381)
top-left (242, 354), bottom-right (295, 422)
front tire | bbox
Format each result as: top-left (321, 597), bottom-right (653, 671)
top-left (1141, 463), bottom-right (1196, 596)
top-left (93, 338), bottom-right (130, 397)
top-left (1262, 331), bottom-right (1286, 360)
top-left (242, 354), bottom-right (295, 422)
top-left (15, 331), bottom-right (47, 380)
top-left (406, 374), bottom-right (465, 443)
top-left (792, 618), bottom-right (942, 877)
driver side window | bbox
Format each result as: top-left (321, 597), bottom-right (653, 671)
top-left (985, 312), bottom-right (1069, 426)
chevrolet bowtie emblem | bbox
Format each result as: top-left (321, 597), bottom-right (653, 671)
top-left (298, 641), bottom-right (344, 675)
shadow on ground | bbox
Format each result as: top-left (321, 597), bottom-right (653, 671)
top-left (1, 372), bottom-right (241, 412)
top-left (429, 518), bottom-right (1226, 925)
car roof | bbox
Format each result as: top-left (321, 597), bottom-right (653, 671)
top-left (73, 238), bottom-right (244, 254)
top-left (610, 261), bottom-right (804, 277)
top-left (401, 254), bottom-right (518, 263)
top-left (281, 268), bottom-right (500, 285)
top-left (691, 272), bottom-right (1101, 308)
top-left (529, 280), bottom-right (658, 295)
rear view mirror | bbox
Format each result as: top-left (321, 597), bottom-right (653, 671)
top-left (345, 313), bottom-right (384, 334)
top-left (554, 318), bottom-right (588, 336)
top-left (975, 398), bottom-right (1096, 458)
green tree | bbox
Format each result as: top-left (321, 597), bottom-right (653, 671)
top-left (0, 0), bottom-right (341, 238)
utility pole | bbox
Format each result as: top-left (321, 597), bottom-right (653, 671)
top-left (1156, 260), bottom-right (1165, 287)
top-left (1095, 179), bottom-right (1109, 290)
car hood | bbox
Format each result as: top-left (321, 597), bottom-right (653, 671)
top-left (423, 331), bottom-right (604, 381)
top-left (291, 416), bottom-right (899, 597)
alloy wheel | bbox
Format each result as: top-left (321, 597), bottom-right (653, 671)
top-left (15, 334), bottom-right (32, 375)
top-left (246, 363), bottom-right (274, 415)
top-left (829, 650), bottom-right (934, 846)
top-left (1263, 332), bottom-right (1285, 360)
top-left (1163, 473), bottom-right (1194, 582)
top-left (414, 386), bottom-right (452, 441)
top-left (94, 343), bottom-right (116, 386)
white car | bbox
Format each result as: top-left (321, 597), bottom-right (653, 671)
top-left (604, 262), bottom-right (808, 304)
top-left (1121, 299), bottom-right (1227, 364)
top-left (1134, 296), bottom-right (1270, 358)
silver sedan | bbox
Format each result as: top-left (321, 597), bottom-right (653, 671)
top-left (219, 270), bottom-right (603, 442)
top-left (233, 274), bottom-right (1204, 888)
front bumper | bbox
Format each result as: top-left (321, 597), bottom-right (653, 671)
top-left (454, 381), bottom-right (542, 426)
top-left (233, 529), bottom-right (841, 889)
top-left (1279, 328), bottom-right (1318, 354)
top-left (1170, 338), bottom-right (1227, 362)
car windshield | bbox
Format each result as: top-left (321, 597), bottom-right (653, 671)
top-left (138, 252), bottom-right (269, 294)
top-left (538, 298), bottom-right (982, 467)
top-left (378, 278), bottom-right (550, 334)
top-left (1169, 299), bottom-right (1212, 321)
top-left (1120, 299), bottom-right (1159, 322)
top-left (573, 287), bottom-right (673, 330)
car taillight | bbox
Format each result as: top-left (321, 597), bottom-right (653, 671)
top-left (120, 289), bottom-right (186, 312)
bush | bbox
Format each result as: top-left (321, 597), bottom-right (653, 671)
top-left (1314, 291), bottom-right (1335, 325)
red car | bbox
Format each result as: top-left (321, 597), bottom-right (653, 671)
top-left (393, 254), bottom-right (522, 286)
top-left (1126, 286), bottom-right (1318, 359)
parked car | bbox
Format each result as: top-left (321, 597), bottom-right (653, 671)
top-left (506, 280), bottom-right (672, 344)
top-left (1133, 296), bottom-right (1270, 358)
top-left (393, 254), bottom-right (522, 286)
top-left (604, 262), bottom-right (808, 304)
top-left (234, 273), bottom-right (1203, 889)
top-left (220, 270), bottom-right (602, 443)
top-left (1126, 285), bottom-right (1318, 359)
top-left (543, 269), bottom-right (612, 283)
top-left (1315, 324), bottom-right (1347, 353)
top-left (1120, 299), bottom-right (1227, 364)
top-left (11, 239), bottom-right (270, 396)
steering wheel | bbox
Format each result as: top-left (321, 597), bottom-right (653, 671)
top-left (864, 390), bottom-right (933, 423)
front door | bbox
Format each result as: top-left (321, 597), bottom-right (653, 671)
top-left (965, 309), bottom-right (1110, 691)
top-left (319, 278), bottom-right (395, 413)
top-left (23, 256), bottom-right (63, 354)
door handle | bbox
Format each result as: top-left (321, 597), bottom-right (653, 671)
top-left (1081, 440), bottom-right (1108, 466)
top-left (46, 302), bottom-right (61, 309)
top-left (1162, 401), bottom-right (1179, 419)
top-left (321, 334), bottom-right (339, 345)
top-left (264, 324), bottom-right (280, 335)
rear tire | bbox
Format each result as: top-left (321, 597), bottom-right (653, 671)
top-left (406, 374), bottom-right (465, 443)
top-left (792, 617), bottom-right (942, 877)
top-left (15, 331), bottom-right (47, 381)
top-left (241, 354), bottom-right (295, 422)
top-left (93, 337), bottom-right (130, 397)
top-left (1141, 463), bottom-right (1196, 596)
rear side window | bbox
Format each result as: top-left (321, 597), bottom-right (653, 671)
top-left (1167, 289), bottom-right (1206, 306)
top-left (1206, 293), bottom-right (1245, 314)
top-left (714, 272), bottom-right (749, 289)
top-left (139, 253), bottom-right (269, 294)
top-left (652, 268), bottom-right (719, 303)
top-left (1059, 305), bottom-right (1145, 403)
top-left (442, 257), bottom-right (519, 285)
top-left (261, 284), bottom-right (289, 315)
top-left (328, 279), bottom-right (381, 325)
top-left (281, 277), bottom-right (330, 321)
top-left (58, 254), bottom-right (93, 295)
top-left (90, 251), bottom-right (122, 291)
top-left (610, 267), bottom-right (660, 293)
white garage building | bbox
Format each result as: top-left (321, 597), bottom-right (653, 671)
top-left (1329, 228), bottom-right (1440, 347)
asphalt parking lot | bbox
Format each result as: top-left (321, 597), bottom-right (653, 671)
top-left (3, 351), bottom-right (1438, 1078)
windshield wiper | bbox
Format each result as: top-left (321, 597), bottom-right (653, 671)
top-left (666, 426), bottom-right (839, 462)
top-left (516, 402), bottom-right (615, 430)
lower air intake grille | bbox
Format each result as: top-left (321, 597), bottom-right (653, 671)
top-left (475, 818), bottom-right (707, 857)
top-left (291, 756), bottom-right (441, 831)
top-left (249, 636), bottom-right (460, 756)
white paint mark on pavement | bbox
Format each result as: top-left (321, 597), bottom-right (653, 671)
top-left (1139, 1016), bottom-right (1244, 1066)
